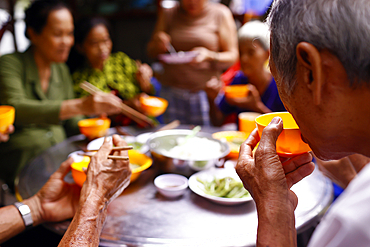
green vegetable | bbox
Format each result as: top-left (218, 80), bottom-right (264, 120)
top-left (196, 176), bottom-right (250, 199)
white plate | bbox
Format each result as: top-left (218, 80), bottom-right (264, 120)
top-left (188, 167), bottom-right (253, 206)
top-left (158, 51), bottom-right (198, 64)
top-left (87, 135), bottom-right (149, 153)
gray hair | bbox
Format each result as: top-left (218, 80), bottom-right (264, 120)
top-left (267, 0), bottom-right (370, 94)
top-left (238, 20), bottom-right (270, 51)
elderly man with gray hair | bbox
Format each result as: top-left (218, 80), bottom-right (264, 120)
top-left (236, 0), bottom-right (370, 246)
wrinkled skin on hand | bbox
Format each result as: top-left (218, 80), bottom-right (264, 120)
top-left (80, 134), bottom-right (132, 205)
top-left (236, 117), bottom-right (315, 211)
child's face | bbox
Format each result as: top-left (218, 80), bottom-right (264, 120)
top-left (239, 38), bottom-right (269, 78)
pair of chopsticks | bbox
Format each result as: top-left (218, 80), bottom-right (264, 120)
top-left (80, 81), bottom-right (156, 127)
top-left (78, 146), bottom-right (133, 160)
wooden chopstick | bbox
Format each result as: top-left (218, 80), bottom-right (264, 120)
top-left (85, 146), bottom-right (133, 152)
top-left (78, 153), bottom-right (129, 160)
top-left (156, 120), bottom-right (180, 132)
top-left (80, 81), bottom-right (156, 127)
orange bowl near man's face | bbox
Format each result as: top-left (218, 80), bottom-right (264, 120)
top-left (255, 112), bottom-right (311, 157)
top-left (78, 118), bottom-right (111, 140)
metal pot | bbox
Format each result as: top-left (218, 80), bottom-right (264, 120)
top-left (147, 129), bottom-right (230, 177)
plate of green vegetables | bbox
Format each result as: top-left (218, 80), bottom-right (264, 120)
top-left (188, 167), bottom-right (253, 205)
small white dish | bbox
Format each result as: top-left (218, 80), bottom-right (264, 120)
top-left (154, 174), bottom-right (188, 198)
top-left (188, 167), bottom-right (252, 206)
top-left (68, 151), bottom-right (85, 163)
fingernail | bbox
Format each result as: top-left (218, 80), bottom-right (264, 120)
top-left (105, 136), bottom-right (112, 142)
top-left (269, 117), bottom-right (281, 125)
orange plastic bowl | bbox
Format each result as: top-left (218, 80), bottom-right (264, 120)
top-left (255, 112), bottom-right (311, 157)
top-left (212, 131), bottom-right (249, 159)
top-left (140, 96), bottom-right (168, 117)
top-left (78, 118), bottom-right (111, 140)
top-left (71, 150), bottom-right (153, 187)
top-left (0, 105), bottom-right (15, 134)
top-left (224, 85), bottom-right (249, 99)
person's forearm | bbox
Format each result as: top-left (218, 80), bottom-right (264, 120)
top-left (60, 98), bottom-right (86, 120)
top-left (0, 196), bottom-right (43, 244)
top-left (213, 50), bottom-right (238, 69)
top-left (58, 194), bottom-right (107, 246)
top-left (147, 40), bottom-right (161, 59)
top-left (0, 205), bottom-right (27, 243)
top-left (256, 201), bottom-right (297, 247)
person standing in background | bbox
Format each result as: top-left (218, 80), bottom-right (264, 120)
top-left (147, 0), bottom-right (238, 126)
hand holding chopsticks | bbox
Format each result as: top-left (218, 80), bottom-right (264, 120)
top-left (80, 81), bottom-right (156, 127)
top-left (79, 145), bottom-right (132, 160)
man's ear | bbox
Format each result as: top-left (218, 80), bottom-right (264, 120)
top-left (296, 42), bottom-right (323, 105)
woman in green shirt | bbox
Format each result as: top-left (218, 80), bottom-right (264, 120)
top-left (0, 0), bottom-right (123, 189)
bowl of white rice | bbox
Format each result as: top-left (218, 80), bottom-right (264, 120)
top-left (147, 129), bottom-right (230, 176)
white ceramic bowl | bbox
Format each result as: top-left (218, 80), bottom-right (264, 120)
top-left (154, 174), bottom-right (188, 198)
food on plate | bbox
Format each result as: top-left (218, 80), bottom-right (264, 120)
top-left (196, 176), bottom-right (249, 198)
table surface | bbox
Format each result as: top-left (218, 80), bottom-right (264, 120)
top-left (15, 125), bottom-right (333, 247)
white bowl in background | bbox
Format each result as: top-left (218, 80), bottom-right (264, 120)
top-left (154, 174), bottom-right (188, 198)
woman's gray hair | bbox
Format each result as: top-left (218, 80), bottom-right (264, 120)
top-left (267, 0), bottom-right (370, 94)
top-left (238, 20), bottom-right (270, 51)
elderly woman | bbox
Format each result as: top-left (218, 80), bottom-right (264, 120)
top-left (236, 0), bottom-right (370, 246)
top-left (0, 0), bottom-right (122, 188)
top-left (147, 0), bottom-right (238, 126)
top-left (68, 17), bottom-right (156, 114)
top-left (207, 20), bottom-right (285, 127)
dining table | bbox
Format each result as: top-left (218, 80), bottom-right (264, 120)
top-left (15, 125), bottom-right (333, 247)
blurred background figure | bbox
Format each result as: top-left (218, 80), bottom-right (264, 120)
top-left (0, 0), bottom-right (123, 190)
top-left (206, 20), bottom-right (285, 127)
top-left (68, 17), bottom-right (161, 122)
top-left (147, 0), bottom-right (238, 126)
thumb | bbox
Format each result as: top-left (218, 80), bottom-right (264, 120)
top-left (259, 117), bottom-right (283, 155)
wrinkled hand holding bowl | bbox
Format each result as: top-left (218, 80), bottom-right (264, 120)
top-left (238, 112), bottom-right (261, 133)
top-left (154, 174), bottom-right (188, 198)
top-left (0, 105), bottom-right (15, 134)
top-left (212, 131), bottom-right (249, 160)
top-left (78, 118), bottom-right (111, 140)
top-left (158, 51), bottom-right (198, 64)
top-left (70, 150), bottom-right (153, 187)
top-left (140, 96), bottom-right (168, 117)
top-left (255, 112), bottom-right (311, 157)
top-left (224, 85), bottom-right (249, 99)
